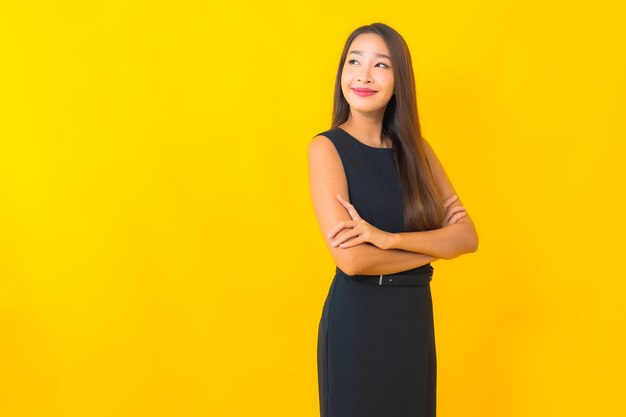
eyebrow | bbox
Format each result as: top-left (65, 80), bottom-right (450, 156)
top-left (348, 50), bottom-right (392, 61)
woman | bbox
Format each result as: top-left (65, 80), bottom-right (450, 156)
top-left (307, 23), bottom-right (479, 417)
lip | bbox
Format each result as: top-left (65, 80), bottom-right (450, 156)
top-left (352, 88), bottom-right (377, 97)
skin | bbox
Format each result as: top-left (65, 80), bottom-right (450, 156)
top-left (328, 193), bottom-right (467, 250)
top-left (337, 33), bottom-right (395, 149)
top-left (308, 33), bottom-right (478, 275)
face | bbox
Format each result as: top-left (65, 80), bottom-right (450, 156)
top-left (341, 33), bottom-right (395, 114)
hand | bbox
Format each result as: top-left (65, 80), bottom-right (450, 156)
top-left (327, 194), bottom-right (395, 250)
top-left (442, 194), bottom-right (467, 226)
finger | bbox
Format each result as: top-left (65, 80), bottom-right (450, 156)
top-left (444, 210), bottom-right (455, 224)
top-left (331, 229), bottom-right (359, 247)
top-left (331, 231), bottom-right (355, 247)
top-left (444, 205), bottom-right (465, 224)
top-left (346, 207), bottom-right (362, 221)
top-left (327, 219), bottom-right (357, 239)
top-left (327, 221), bottom-right (343, 239)
top-left (328, 219), bottom-right (352, 239)
top-left (337, 194), bottom-right (362, 221)
top-left (338, 236), bottom-right (363, 248)
top-left (444, 211), bottom-right (456, 225)
top-left (443, 194), bottom-right (458, 208)
top-left (447, 205), bottom-right (466, 216)
top-left (336, 193), bottom-right (348, 203)
top-left (450, 212), bottom-right (467, 223)
top-left (327, 222), bottom-right (343, 239)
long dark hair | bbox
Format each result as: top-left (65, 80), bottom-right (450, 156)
top-left (331, 23), bottom-right (444, 232)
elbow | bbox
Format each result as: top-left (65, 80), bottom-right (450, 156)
top-left (439, 249), bottom-right (456, 261)
top-left (336, 252), bottom-right (359, 276)
top-left (466, 233), bottom-right (479, 253)
top-left (461, 222), bottom-right (479, 253)
top-left (444, 234), bottom-right (479, 260)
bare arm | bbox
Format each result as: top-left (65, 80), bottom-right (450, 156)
top-left (308, 135), bottom-right (437, 276)
top-left (388, 221), bottom-right (477, 260)
top-left (343, 243), bottom-right (438, 275)
top-left (386, 138), bottom-right (479, 260)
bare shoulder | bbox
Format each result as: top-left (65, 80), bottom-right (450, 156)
top-left (307, 134), bottom-right (344, 171)
top-left (306, 133), bottom-right (353, 273)
top-left (308, 134), bottom-right (335, 154)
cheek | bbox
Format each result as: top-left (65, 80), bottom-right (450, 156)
top-left (382, 76), bottom-right (394, 92)
top-left (341, 76), bottom-right (354, 92)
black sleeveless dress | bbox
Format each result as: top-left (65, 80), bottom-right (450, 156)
top-left (315, 127), bottom-right (437, 417)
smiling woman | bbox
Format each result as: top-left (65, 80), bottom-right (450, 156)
top-left (308, 22), bottom-right (478, 417)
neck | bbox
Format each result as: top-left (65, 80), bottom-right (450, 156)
top-left (340, 114), bottom-right (389, 148)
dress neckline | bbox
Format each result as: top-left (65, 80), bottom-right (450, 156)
top-left (335, 127), bottom-right (394, 151)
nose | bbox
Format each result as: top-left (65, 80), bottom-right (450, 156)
top-left (357, 69), bottom-right (373, 84)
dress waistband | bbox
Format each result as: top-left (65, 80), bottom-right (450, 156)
top-left (335, 264), bottom-right (434, 287)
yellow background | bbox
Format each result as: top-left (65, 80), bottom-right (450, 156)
top-left (1, 1), bottom-right (625, 416)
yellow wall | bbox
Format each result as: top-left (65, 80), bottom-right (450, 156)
top-left (1, 1), bottom-right (624, 416)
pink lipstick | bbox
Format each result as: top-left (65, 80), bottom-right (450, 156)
top-left (352, 88), bottom-right (377, 97)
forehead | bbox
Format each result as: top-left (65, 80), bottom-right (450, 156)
top-left (348, 33), bottom-right (390, 58)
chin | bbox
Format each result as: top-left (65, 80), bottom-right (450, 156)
top-left (349, 103), bottom-right (387, 113)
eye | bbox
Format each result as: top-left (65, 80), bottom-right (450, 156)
top-left (347, 59), bottom-right (390, 68)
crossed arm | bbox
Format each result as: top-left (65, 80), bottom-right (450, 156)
top-left (387, 220), bottom-right (477, 261)
top-left (308, 135), bottom-right (478, 276)
top-left (329, 233), bottom-right (439, 275)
